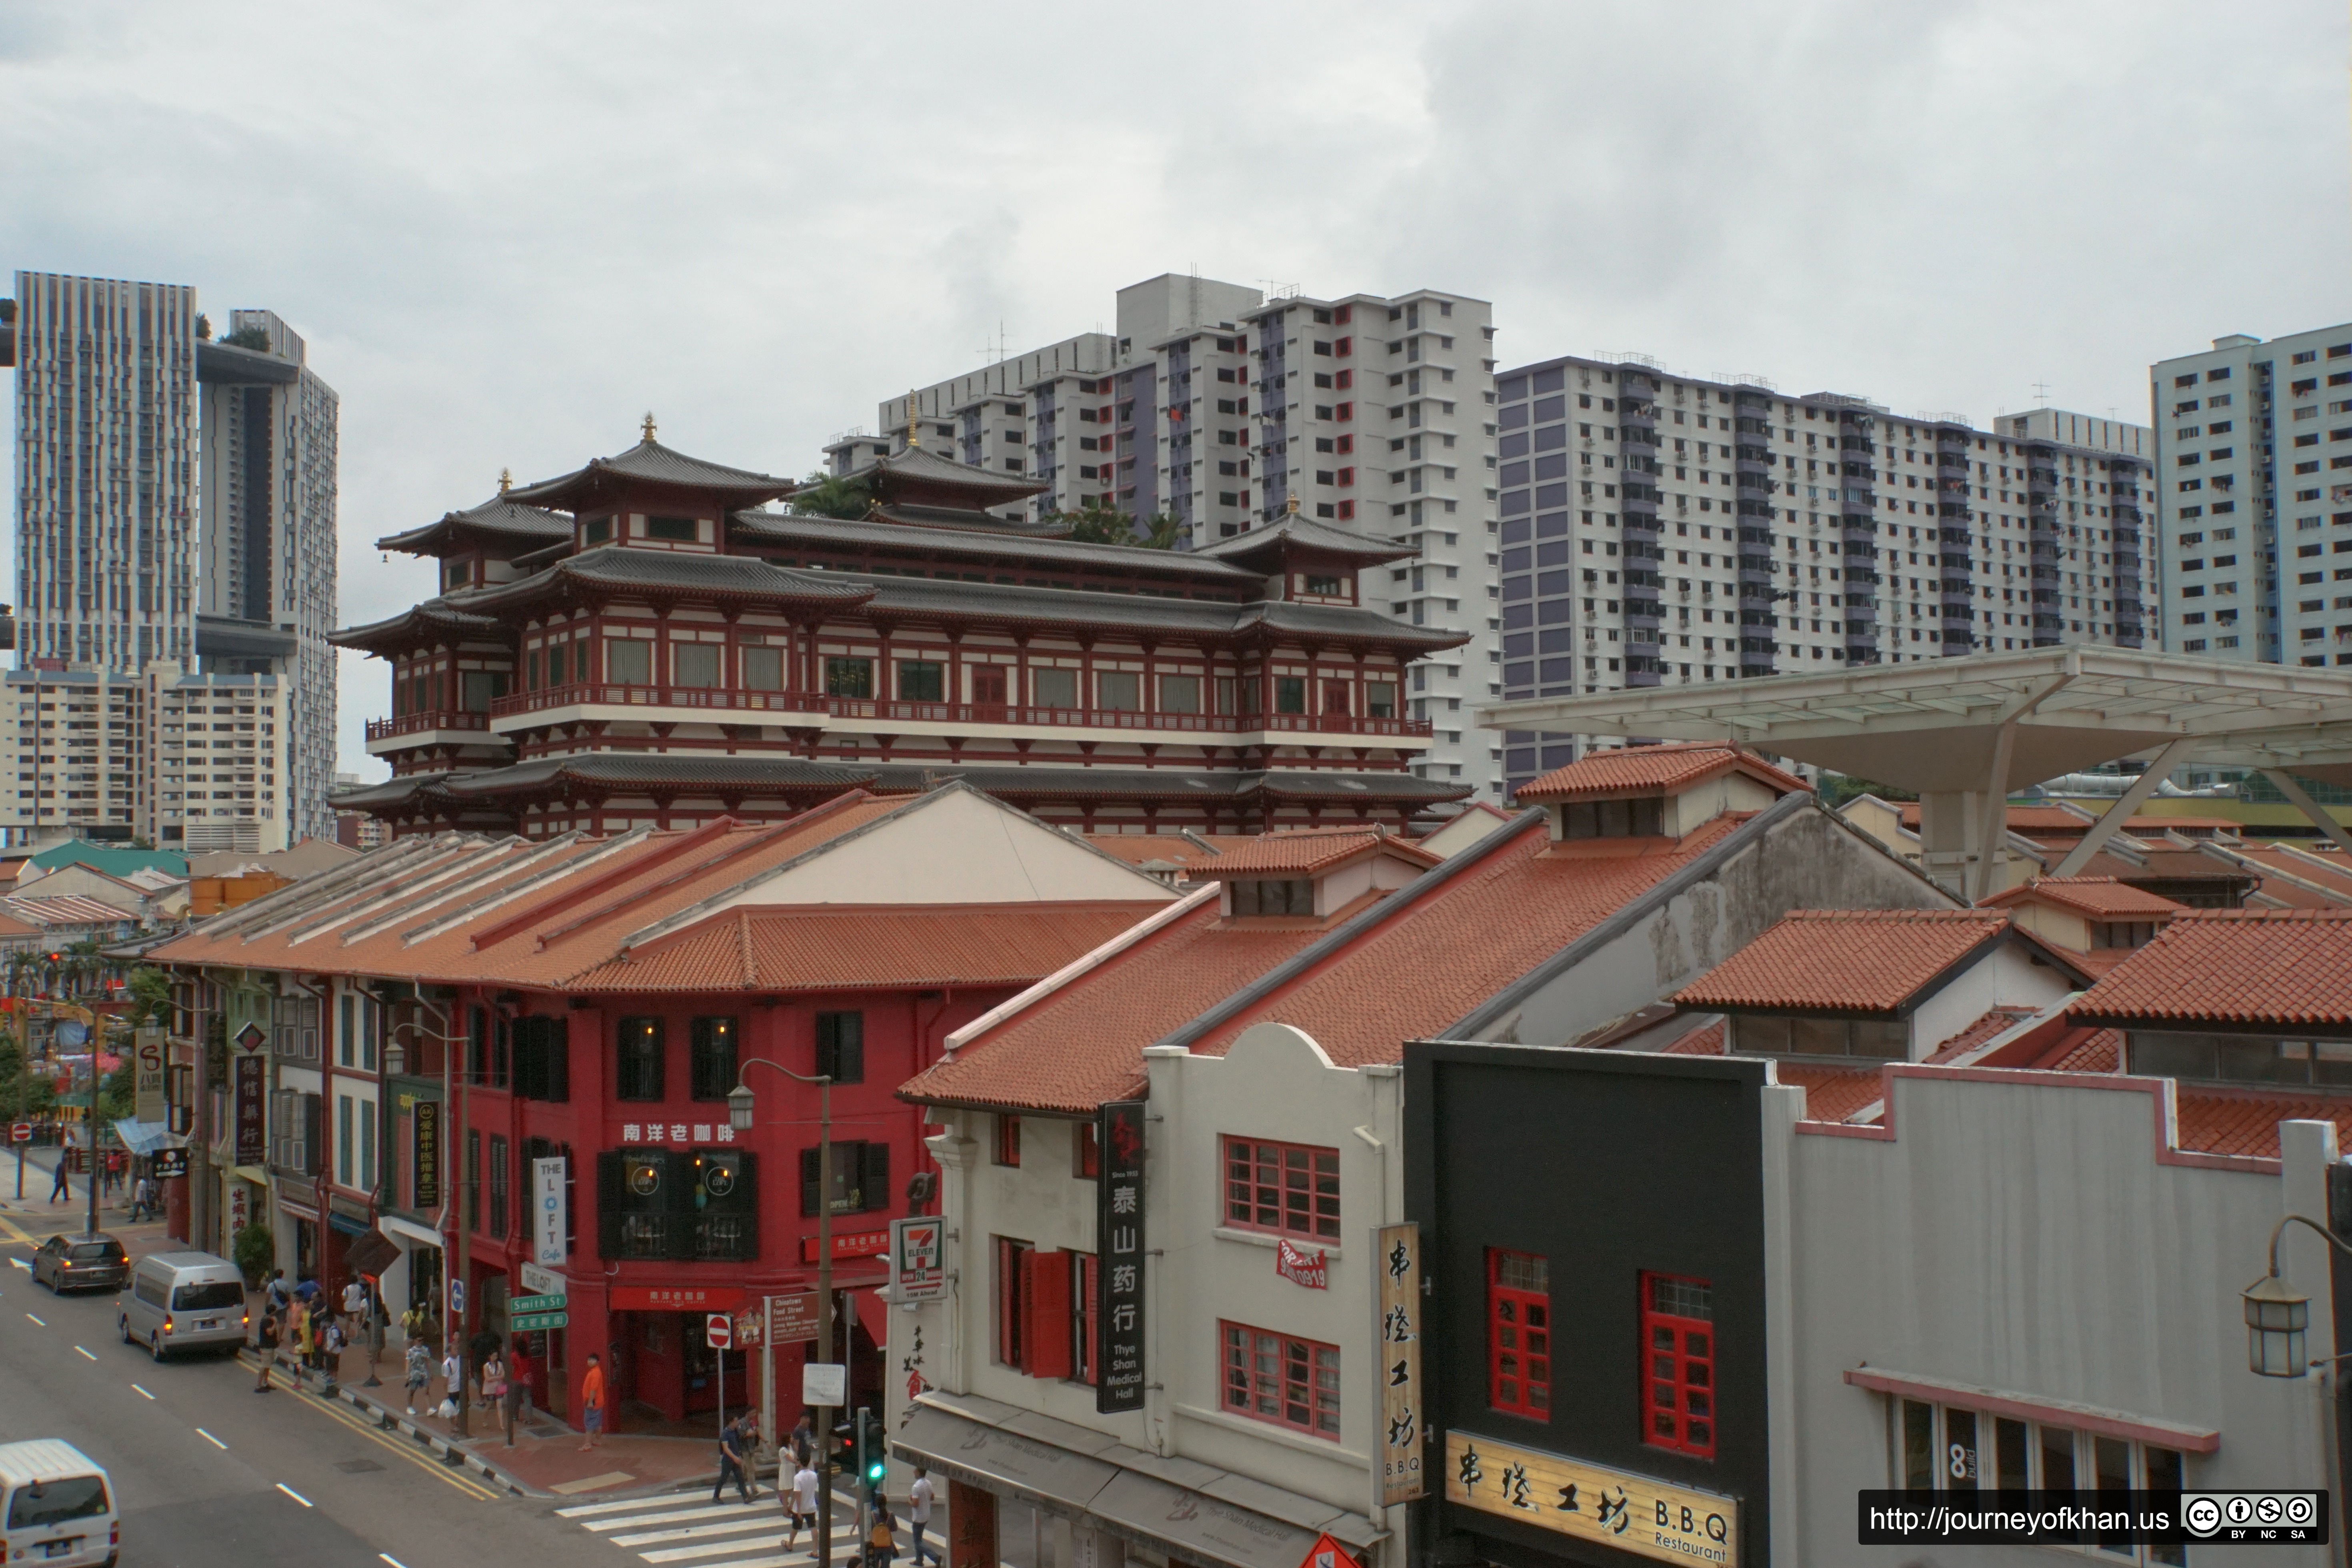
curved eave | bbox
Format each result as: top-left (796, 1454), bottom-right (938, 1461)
top-left (329, 604), bottom-right (505, 656)
top-left (376, 515), bottom-right (573, 560)
top-left (464, 562), bottom-right (877, 619)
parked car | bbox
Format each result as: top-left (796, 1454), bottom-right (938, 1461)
top-left (31, 1234), bottom-right (127, 1294)
top-left (0, 1439), bottom-right (116, 1568)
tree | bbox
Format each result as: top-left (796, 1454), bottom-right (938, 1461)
top-left (220, 324), bottom-right (272, 352)
top-left (1046, 506), bottom-right (1184, 550)
top-left (1814, 772), bottom-right (1916, 810)
top-left (788, 471), bottom-right (871, 520)
top-left (232, 1221), bottom-right (274, 1287)
top-left (124, 966), bottom-right (170, 1029)
top-left (194, 313), bottom-right (212, 341)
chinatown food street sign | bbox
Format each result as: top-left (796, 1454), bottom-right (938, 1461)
top-left (1444, 1430), bottom-right (1737, 1567)
top-left (1374, 1222), bottom-right (1425, 1505)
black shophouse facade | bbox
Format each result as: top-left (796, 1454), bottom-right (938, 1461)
top-left (1404, 1043), bottom-right (1775, 1568)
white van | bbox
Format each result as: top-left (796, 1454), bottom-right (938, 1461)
top-left (118, 1250), bottom-right (248, 1360)
top-left (0, 1440), bottom-right (117, 1568)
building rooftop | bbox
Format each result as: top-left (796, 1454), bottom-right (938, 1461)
top-left (1671, 909), bottom-right (2014, 1016)
top-left (1979, 876), bottom-right (2188, 920)
top-left (1515, 742), bottom-right (1806, 805)
top-left (502, 432), bottom-right (795, 511)
top-left (2071, 909), bottom-right (2352, 1030)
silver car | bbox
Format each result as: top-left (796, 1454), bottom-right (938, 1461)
top-left (118, 1252), bottom-right (247, 1361)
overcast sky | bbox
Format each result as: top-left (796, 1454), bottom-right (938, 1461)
top-left (5, 0), bottom-right (2347, 780)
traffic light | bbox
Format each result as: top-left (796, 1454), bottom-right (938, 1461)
top-left (830, 1419), bottom-right (856, 1475)
top-left (858, 1408), bottom-right (885, 1490)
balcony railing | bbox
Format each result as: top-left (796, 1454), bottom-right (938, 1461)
top-left (366, 710), bottom-right (493, 742)
top-left (487, 682), bottom-right (1433, 739)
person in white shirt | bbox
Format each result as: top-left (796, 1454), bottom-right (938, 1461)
top-left (342, 1279), bottom-right (369, 1338)
top-left (908, 1466), bottom-right (939, 1568)
top-left (784, 1460), bottom-right (822, 1552)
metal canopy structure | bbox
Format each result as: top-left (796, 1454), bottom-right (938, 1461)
top-left (1476, 648), bottom-right (2352, 898)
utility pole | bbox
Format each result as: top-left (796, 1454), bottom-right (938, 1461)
top-left (816, 1073), bottom-right (832, 1568)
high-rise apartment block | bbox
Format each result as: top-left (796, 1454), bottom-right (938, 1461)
top-left (197, 308), bottom-right (340, 840)
top-left (8, 272), bottom-right (337, 845)
top-left (10, 272), bottom-right (200, 671)
top-left (1490, 354), bottom-right (2150, 792)
top-left (2149, 326), bottom-right (2352, 666)
top-left (832, 273), bottom-right (1506, 796)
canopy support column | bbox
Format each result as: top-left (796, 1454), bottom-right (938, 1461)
top-left (2262, 768), bottom-right (2352, 858)
top-left (2052, 738), bottom-right (2199, 876)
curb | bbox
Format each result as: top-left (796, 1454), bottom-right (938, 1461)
top-left (239, 1351), bottom-right (543, 1498)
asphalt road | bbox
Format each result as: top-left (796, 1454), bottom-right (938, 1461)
top-left (0, 1182), bottom-right (596, 1568)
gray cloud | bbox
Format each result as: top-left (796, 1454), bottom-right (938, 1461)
top-left (2, 0), bottom-right (2344, 780)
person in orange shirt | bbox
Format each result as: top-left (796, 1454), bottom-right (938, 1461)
top-left (578, 1353), bottom-right (606, 1451)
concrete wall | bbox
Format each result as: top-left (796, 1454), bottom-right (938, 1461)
top-left (1904, 940), bottom-right (2076, 1058)
top-left (1470, 803), bottom-right (1954, 1049)
top-left (1781, 1070), bottom-right (2338, 1566)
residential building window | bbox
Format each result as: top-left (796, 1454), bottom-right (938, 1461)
top-left (1159, 674), bottom-right (1200, 714)
top-left (616, 1016), bottom-right (665, 1101)
top-left (815, 1011), bottom-right (863, 1084)
top-left (1222, 1322), bottom-right (1341, 1439)
top-left (1074, 1121), bottom-right (1099, 1179)
top-left (646, 514), bottom-right (699, 542)
top-left (1223, 1136), bottom-right (1340, 1240)
top-left (1366, 681), bottom-right (1397, 718)
top-left (674, 643), bottom-right (720, 688)
top-left (2128, 1030), bottom-right (2352, 1086)
top-left (1898, 1399), bottom-right (2186, 1564)
top-left (362, 996), bottom-right (379, 1072)
top-left (1274, 676), bottom-right (1308, 714)
top-left (1641, 1273), bottom-right (1716, 1459)
top-left (1230, 879), bottom-right (1314, 917)
top-left (994, 1115), bottom-right (1022, 1167)
top-left (1557, 796), bottom-right (1666, 839)
top-left (488, 1134), bottom-right (510, 1239)
top-left (360, 1105), bottom-right (377, 1192)
top-left (337, 1094), bottom-right (354, 1186)
top-left (467, 1129), bottom-right (481, 1233)
top-left (1073, 1252), bottom-right (1099, 1384)
top-left (825, 657), bottom-right (874, 699)
top-left (800, 1140), bottom-right (889, 1215)
top-left (995, 1237), bottom-right (1034, 1368)
top-left (338, 995), bottom-right (356, 1068)
top-left (1033, 668), bottom-right (1078, 709)
top-left (1730, 1014), bottom-right (1907, 1058)
top-left (1488, 1250), bottom-right (1550, 1417)
top-left (690, 1016), bottom-right (738, 1102)
top-left (1098, 671), bottom-right (1140, 711)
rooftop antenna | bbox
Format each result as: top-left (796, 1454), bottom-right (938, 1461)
top-left (2031, 381), bottom-right (2052, 407)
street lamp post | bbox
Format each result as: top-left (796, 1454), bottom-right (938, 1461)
top-left (728, 1059), bottom-right (832, 1568)
top-left (2244, 1213), bottom-right (2352, 1376)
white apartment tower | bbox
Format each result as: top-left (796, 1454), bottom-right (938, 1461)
top-left (196, 308), bottom-right (340, 840)
top-left (2149, 326), bottom-right (2352, 666)
top-left (1490, 353), bottom-right (2150, 794)
top-left (832, 273), bottom-right (1506, 799)
top-left (10, 271), bottom-right (200, 671)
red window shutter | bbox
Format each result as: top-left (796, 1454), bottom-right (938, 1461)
top-left (1023, 1250), bottom-right (1074, 1380)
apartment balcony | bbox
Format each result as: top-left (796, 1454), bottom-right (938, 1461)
top-left (364, 709), bottom-right (504, 756)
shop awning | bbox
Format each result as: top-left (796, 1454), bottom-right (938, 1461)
top-left (853, 1288), bottom-right (891, 1351)
top-left (327, 1209), bottom-right (372, 1237)
top-left (110, 1119), bottom-right (184, 1156)
top-left (230, 1165), bottom-right (270, 1185)
top-left (344, 1228), bottom-right (401, 1279)
top-left (892, 1394), bottom-right (1382, 1568)
top-left (378, 1214), bottom-right (446, 1250)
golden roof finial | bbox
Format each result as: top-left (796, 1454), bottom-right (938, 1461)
top-left (1285, 492), bottom-right (1300, 516)
top-left (497, 467), bottom-right (512, 495)
top-left (905, 392), bottom-right (920, 450)
top-left (641, 411), bottom-right (658, 443)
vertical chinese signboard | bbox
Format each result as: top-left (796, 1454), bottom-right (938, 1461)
top-left (232, 1052), bottom-right (268, 1165)
top-left (133, 1025), bottom-right (166, 1124)
top-left (1094, 1099), bottom-right (1146, 1414)
top-left (412, 1100), bottom-right (441, 1208)
top-left (1376, 1221), bottom-right (1426, 1505)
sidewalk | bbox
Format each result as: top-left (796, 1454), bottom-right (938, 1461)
top-left (260, 1336), bottom-right (775, 1499)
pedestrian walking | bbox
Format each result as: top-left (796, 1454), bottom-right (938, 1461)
top-left (908, 1466), bottom-right (940, 1568)
top-left (867, 1502), bottom-right (898, 1568)
top-left (404, 1337), bottom-right (432, 1415)
top-left (783, 1456), bottom-right (820, 1552)
top-left (289, 1300), bottom-right (315, 1389)
top-left (254, 1309), bottom-right (281, 1393)
top-left (132, 1172), bottom-right (158, 1222)
top-left (578, 1352), bottom-right (606, 1451)
top-left (713, 1412), bottom-right (754, 1504)
top-left (265, 1270), bottom-right (290, 1317)
top-left (47, 1149), bottom-right (69, 1204)
top-left (342, 1277), bottom-right (368, 1339)
top-left (439, 1343), bottom-right (461, 1418)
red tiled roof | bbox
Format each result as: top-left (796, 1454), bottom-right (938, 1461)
top-left (1659, 1020), bottom-right (1726, 1055)
top-left (1776, 1063), bottom-right (1885, 1123)
top-left (1922, 1007), bottom-right (2041, 1063)
top-left (1080, 836), bottom-right (1224, 869)
top-left (150, 795), bottom-right (962, 989)
top-left (1981, 877), bottom-right (2187, 919)
top-left (2073, 910), bottom-right (2352, 1028)
top-left (902, 900), bottom-right (1329, 1111)
top-left (567, 903), bottom-right (1162, 992)
top-left (1899, 802), bottom-right (2090, 833)
top-left (913, 810), bottom-right (1769, 1111)
top-left (1202, 831), bottom-right (1440, 877)
top-left (1672, 910), bottom-right (2008, 1014)
top-left (1515, 743), bottom-right (1805, 804)
top-left (2175, 1086), bottom-right (2352, 1160)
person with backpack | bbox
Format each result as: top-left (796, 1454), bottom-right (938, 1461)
top-left (254, 1308), bottom-right (281, 1393)
top-left (867, 1501), bottom-right (898, 1568)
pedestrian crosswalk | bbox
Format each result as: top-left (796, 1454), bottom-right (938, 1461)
top-left (559, 1487), bottom-right (905, 1568)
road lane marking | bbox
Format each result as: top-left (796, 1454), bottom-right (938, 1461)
top-left (130, 1384), bottom-right (154, 1400)
top-left (276, 1483), bottom-right (314, 1507)
top-left (24, 1312), bottom-right (43, 1326)
top-left (196, 1428), bottom-right (226, 1449)
top-left (74, 1345), bottom-right (95, 1360)
top-left (293, 1382), bottom-right (499, 1500)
